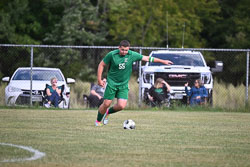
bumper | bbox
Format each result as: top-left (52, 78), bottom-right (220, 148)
top-left (5, 93), bottom-right (70, 109)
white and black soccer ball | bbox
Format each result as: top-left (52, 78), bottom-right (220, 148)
top-left (123, 119), bottom-right (136, 129)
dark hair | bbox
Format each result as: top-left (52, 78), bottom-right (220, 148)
top-left (119, 40), bottom-right (130, 47)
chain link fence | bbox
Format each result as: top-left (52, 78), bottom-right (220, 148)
top-left (0, 44), bottom-right (249, 110)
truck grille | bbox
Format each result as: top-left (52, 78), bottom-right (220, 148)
top-left (155, 72), bottom-right (200, 87)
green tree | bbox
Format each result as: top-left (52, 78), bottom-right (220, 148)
top-left (0, 0), bottom-right (37, 44)
top-left (106, 0), bottom-right (220, 48)
top-left (0, 0), bottom-right (61, 44)
top-left (223, 0), bottom-right (250, 49)
top-left (207, 0), bottom-right (250, 85)
top-left (0, 0), bottom-right (64, 78)
top-left (44, 0), bottom-right (106, 45)
top-left (205, 0), bottom-right (250, 49)
top-left (41, 0), bottom-right (108, 81)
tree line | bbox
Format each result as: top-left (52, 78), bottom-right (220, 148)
top-left (0, 0), bottom-right (249, 85)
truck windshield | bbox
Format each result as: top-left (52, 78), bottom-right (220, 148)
top-left (149, 53), bottom-right (205, 66)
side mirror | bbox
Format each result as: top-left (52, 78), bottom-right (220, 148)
top-left (67, 78), bottom-right (75, 84)
top-left (211, 61), bottom-right (223, 73)
top-left (2, 77), bottom-right (10, 82)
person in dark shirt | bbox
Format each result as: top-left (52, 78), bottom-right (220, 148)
top-left (148, 78), bottom-right (171, 107)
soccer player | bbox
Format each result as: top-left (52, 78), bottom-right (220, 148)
top-left (95, 40), bottom-right (173, 126)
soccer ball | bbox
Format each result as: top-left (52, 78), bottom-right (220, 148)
top-left (123, 119), bottom-right (136, 129)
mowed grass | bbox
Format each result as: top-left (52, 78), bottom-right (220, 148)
top-left (0, 109), bottom-right (250, 167)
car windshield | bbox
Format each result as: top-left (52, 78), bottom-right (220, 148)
top-left (12, 69), bottom-right (64, 81)
top-left (149, 53), bottom-right (205, 66)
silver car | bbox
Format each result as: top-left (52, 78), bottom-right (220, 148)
top-left (2, 67), bottom-right (75, 108)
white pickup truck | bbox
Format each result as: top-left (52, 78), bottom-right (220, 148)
top-left (140, 50), bottom-right (223, 105)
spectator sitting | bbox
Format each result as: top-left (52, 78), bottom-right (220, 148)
top-left (148, 78), bottom-right (171, 107)
top-left (185, 79), bottom-right (208, 106)
top-left (45, 77), bottom-right (62, 108)
top-left (88, 78), bottom-right (106, 108)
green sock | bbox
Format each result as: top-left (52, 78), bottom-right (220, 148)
top-left (108, 107), bottom-right (118, 114)
top-left (97, 111), bottom-right (104, 122)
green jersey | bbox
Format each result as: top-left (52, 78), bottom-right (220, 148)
top-left (103, 49), bottom-right (143, 87)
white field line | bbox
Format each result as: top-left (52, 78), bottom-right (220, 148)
top-left (0, 143), bottom-right (46, 163)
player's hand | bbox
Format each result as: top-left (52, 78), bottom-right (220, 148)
top-left (163, 60), bottom-right (173, 65)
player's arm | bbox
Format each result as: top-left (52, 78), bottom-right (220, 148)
top-left (97, 60), bottom-right (106, 87)
top-left (141, 55), bottom-right (173, 65)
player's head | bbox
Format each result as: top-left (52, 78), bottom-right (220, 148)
top-left (119, 40), bottom-right (130, 56)
top-left (119, 40), bottom-right (130, 47)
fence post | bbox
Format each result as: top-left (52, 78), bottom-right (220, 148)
top-left (30, 47), bottom-right (33, 107)
top-left (246, 51), bottom-right (249, 107)
top-left (138, 49), bottom-right (142, 107)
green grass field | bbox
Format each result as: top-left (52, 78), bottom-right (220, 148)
top-left (1, 108), bottom-right (250, 167)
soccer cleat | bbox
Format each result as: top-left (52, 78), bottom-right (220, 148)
top-left (95, 120), bottom-right (103, 127)
top-left (102, 109), bottom-right (109, 125)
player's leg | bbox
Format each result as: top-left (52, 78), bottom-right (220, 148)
top-left (99, 99), bottom-right (112, 115)
top-left (106, 85), bottom-right (129, 115)
top-left (102, 99), bottom-right (127, 125)
top-left (95, 85), bottom-right (116, 126)
top-left (101, 86), bottom-right (129, 125)
top-left (95, 99), bottom-right (112, 126)
top-left (109, 99), bottom-right (127, 113)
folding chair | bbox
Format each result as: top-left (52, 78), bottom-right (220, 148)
top-left (42, 84), bottom-right (65, 108)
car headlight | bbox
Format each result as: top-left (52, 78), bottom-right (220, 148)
top-left (201, 73), bottom-right (211, 84)
top-left (7, 86), bottom-right (22, 92)
top-left (143, 73), bottom-right (152, 83)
